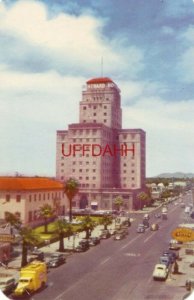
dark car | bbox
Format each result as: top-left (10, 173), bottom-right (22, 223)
top-left (88, 237), bottom-right (100, 246)
top-left (162, 213), bottom-right (168, 220)
top-left (100, 230), bottom-right (111, 239)
top-left (0, 277), bottom-right (16, 294)
top-left (75, 239), bottom-right (90, 252)
top-left (118, 228), bottom-right (128, 236)
top-left (155, 213), bottom-right (161, 218)
top-left (47, 253), bottom-right (66, 268)
top-left (163, 251), bottom-right (177, 263)
top-left (189, 262), bottom-right (194, 268)
top-left (159, 255), bottom-right (171, 267)
top-left (143, 219), bottom-right (149, 228)
top-left (29, 250), bottom-right (44, 262)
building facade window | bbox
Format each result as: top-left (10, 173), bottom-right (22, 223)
top-left (16, 195), bottom-right (21, 202)
top-left (5, 195), bottom-right (10, 202)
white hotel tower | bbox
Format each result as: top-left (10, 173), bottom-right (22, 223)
top-left (56, 77), bottom-right (146, 210)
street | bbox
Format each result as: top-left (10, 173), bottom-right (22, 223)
top-left (24, 197), bottom-right (191, 300)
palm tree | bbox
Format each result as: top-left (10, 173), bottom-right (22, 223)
top-left (39, 204), bottom-right (55, 234)
top-left (20, 226), bottom-right (40, 267)
top-left (137, 192), bottom-right (149, 209)
top-left (54, 219), bottom-right (73, 252)
top-left (114, 196), bottom-right (124, 212)
top-left (80, 216), bottom-right (96, 239)
top-left (64, 178), bottom-right (79, 223)
top-left (99, 215), bottom-right (113, 230)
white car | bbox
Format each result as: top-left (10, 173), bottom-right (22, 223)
top-left (152, 264), bottom-right (168, 280)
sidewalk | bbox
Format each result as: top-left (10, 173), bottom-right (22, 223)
top-left (0, 223), bottom-right (108, 275)
top-left (166, 246), bottom-right (194, 299)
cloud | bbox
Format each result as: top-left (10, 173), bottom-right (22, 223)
top-left (161, 26), bottom-right (175, 36)
top-left (0, 0), bottom-right (144, 78)
top-left (177, 26), bottom-right (194, 82)
top-left (164, 0), bottom-right (194, 17)
top-left (122, 97), bottom-right (194, 176)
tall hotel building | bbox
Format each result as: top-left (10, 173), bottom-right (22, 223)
top-left (56, 77), bottom-right (146, 210)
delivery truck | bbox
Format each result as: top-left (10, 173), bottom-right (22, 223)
top-left (13, 260), bottom-right (47, 297)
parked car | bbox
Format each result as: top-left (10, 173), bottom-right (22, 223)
top-left (88, 237), bottom-right (100, 246)
top-left (152, 264), bottom-right (169, 280)
top-left (150, 223), bottom-right (159, 231)
top-left (169, 239), bottom-right (182, 250)
top-left (162, 250), bottom-right (177, 263)
top-left (162, 213), bottom-right (168, 220)
top-left (114, 232), bottom-right (125, 240)
top-left (109, 228), bottom-right (117, 235)
top-left (136, 224), bottom-right (145, 233)
top-left (100, 230), bottom-right (111, 239)
top-left (0, 277), bottom-right (16, 294)
top-left (189, 262), bottom-right (194, 268)
top-left (143, 219), bottom-right (149, 228)
top-left (47, 253), bottom-right (66, 268)
top-left (118, 228), bottom-right (128, 236)
top-left (143, 214), bottom-right (150, 220)
top-left (159, 255), bottom-right (171, 267)
top-left (29, 250), bottom-right (45, 262)
top-left (155, 213), bottom-right (161, 218)
top-left (75, 239), bottom-right (90, 252)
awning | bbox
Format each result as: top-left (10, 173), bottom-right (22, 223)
top-left (91, 202), bottom-right (98, 206)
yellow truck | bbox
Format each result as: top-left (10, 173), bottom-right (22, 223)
top-left (13, 260), bottom-right (47, 297)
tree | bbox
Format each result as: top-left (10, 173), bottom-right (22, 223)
top-left (160, 190), bottom-right (171, 201)
top-left (5, 212), bottom-right (22, 231)
top-left (64, 178), bottom-right (79, 223)
top-left (20, 226), bottom-right (40, 267)
top-left (39, 204), bottom-right (55, 234)
top-left (80, 216), bottom-right (96, 239)
top-left (54, 219), bottom-right (73, 252)
top-left (114, 196), bottom-right (124, 211)
top-left (99, 215), bottom-right (113, 230)
top-left (137, 192), bottom-right (149, 209)
top-left (5, 213), bottom-right (39, 267)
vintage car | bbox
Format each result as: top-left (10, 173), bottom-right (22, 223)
top-left (152, 264), bottom-right (169, 280)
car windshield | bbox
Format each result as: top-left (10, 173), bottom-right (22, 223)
top-left (19, 279), bottom-right (30, 283)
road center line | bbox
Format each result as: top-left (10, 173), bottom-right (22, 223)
top-left (120, 235), bottom-right (141, 250)
top-left (100, 257), bottom-right (111, 265)
top-left (143, 232), bottom-right (155, 243)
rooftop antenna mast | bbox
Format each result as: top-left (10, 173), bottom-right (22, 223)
top-left (101, 56), bottom-right (103, 77)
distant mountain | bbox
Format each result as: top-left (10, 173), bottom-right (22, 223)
top-left (155, 172), bottom-right (194, 179)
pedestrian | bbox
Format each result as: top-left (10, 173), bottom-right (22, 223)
top-left (2, 252), bottom-right (8, 268)
top-left (173, 260), bottom-right (179, 274)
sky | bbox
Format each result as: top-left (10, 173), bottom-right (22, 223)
top-left (0, 0), bottom-right (194, 177)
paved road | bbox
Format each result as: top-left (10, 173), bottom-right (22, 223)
top-left (21, 198), bottom-right (188, 300)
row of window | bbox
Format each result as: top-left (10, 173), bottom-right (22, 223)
top-left (72, 161), bottom-right (96, 165)
top-left (122, 177), bottom-right (135, 181)
top-left (122, 170), bottom-right (135, 173)
top-left (5, 211), bottom-right (20, 218)
top-left (66, 129), bottom-right (138, 140)
top-left (5, 195), bottom-right (21, 202)
top-left (82, 119), bottom-right (107, 123)
top-left (83, 105), bottom-right (107, 109)
top-left (80, 183), bottom-right (96, 188)
top-left (78, 176), bottom-right (96, 180)
top-left (29, 192), bottom-right (63, 202)
top-left (84, 98), bottom-right (109, 103)
top-left (69, 129), bottom-right (98, 135)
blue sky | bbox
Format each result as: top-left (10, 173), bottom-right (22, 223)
top-left (0, 0), bottom-right (194, 177)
